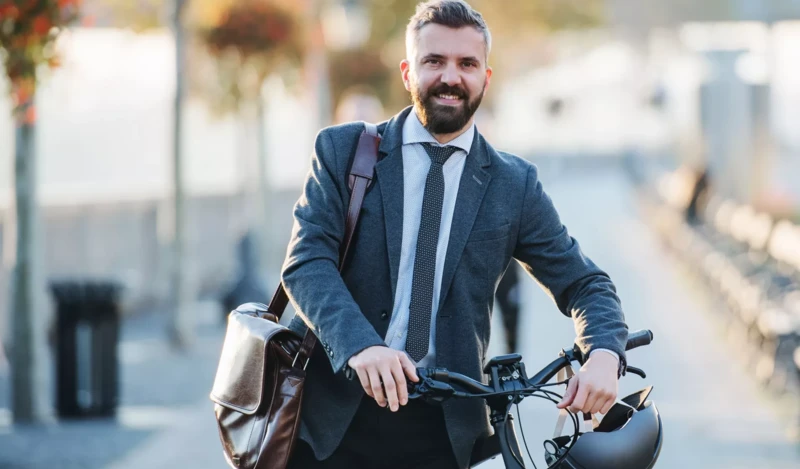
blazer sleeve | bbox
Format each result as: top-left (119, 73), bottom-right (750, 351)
top-left (281, 128), bottom-right (386, 374)
top-left (512, 164), bottom-right (629, 368)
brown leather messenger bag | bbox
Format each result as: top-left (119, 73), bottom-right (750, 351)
top-left (209, 122), bottom-right (381, 469)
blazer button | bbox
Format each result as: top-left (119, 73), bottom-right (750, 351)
top-left (380, 311), bottom-right (389, 320)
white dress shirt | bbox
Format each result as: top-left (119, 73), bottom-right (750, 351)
top-left (383, 111), bottom-right (473, 367)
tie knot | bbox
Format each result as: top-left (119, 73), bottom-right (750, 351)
top-left (422, 143), bottom-right (459, 165)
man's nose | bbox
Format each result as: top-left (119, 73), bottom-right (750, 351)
top-left (439, 63), bottom-right (461, 87)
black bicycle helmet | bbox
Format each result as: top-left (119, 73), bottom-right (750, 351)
top-left (544, 387), bottom-right (663, 469)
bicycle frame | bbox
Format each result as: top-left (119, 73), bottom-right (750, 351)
top-left (490, 410), bottom-right (526, 468)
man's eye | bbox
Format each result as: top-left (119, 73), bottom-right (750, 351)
top-left (426, 59), bottom-right (441, 65)
top-left (462, 62), bottom-right (476, 68)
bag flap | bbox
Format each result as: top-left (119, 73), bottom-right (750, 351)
top-left (209, 310), bottom-right (300, 414)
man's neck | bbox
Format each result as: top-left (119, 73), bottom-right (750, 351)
top-left (414, 108), bottom-right (474, 145)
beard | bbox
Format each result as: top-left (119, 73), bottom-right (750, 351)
top-left (411, 81), bottom-right (484, 135)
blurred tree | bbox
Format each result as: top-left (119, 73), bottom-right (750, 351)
top-left (92, 0), bottom-right (306, 338)
top-left (0, 0), bottom-right (81, 423)
top-left (169, 0), bottom-right (190, 349)
top-left (89, 0), bottom-right (195, 348)
top-left (85, 0), bottom-right (163, 30)
top-left (193, 0), bottom-right (305, 114)
top-left (192, 0), bottom-right (306, 272)
top-left (327, 47), bottom-right (392, 113)
top-left (93, 0), bottom-right (223, 348)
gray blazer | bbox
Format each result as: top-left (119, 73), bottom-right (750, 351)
top-left (281, 106), bottom-right (628, 468)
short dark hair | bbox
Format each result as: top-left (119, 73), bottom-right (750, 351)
top-left (406, 0), bottom-right (492, 59)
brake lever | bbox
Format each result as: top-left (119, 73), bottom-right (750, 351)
top-left (408, 376), bottom-right (456, 403)
top-left (625, 366), bottom-right (646, 379)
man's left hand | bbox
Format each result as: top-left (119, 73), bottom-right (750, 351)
top-left (556, 352), bottom-right (618, 415)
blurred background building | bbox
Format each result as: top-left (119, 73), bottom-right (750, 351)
top-left (0, 0), bottom-right (799, 467)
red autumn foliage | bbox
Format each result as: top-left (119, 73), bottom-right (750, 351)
top-left (201, 0), bottom-right (303, 63)
top-left (0, 0), bottom-right (81, 122)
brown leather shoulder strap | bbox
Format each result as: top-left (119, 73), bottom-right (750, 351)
top-left (342, 124), bottom-right (379, 264)
top-left (268, 123), bottom-right (381, 369)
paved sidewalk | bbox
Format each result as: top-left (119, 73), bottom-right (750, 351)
top-left (105, 398), bottom-right (226, 469)
top-left (0, 301), bottom-right (227, 469)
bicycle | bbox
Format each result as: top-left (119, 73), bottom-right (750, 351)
top-left (408, 329), bottom-right (663, 469)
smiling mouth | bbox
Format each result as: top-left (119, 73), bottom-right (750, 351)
top-left (435, 93), bottom-right (463, 103)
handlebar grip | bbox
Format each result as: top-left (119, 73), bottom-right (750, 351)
top-left (625, 329), bottom-right (653, 351)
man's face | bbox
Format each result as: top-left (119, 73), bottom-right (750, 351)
top-left (401, 23), bottom-right (492, 135)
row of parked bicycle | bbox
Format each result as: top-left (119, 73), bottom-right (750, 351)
top-left (634, 164), bottom-right (800, 434)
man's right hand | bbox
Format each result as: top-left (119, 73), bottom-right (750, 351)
top-left (347, 346), bottom-right (419, 412)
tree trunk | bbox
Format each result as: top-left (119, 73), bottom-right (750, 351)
top-left (11, 101), bottom-right (39, 423)
top-left (169, 0), bottom-right (192, 349)
top-left (306, 0), bottom-right (332, 130)
top-left (254, 97), bottom-right (271, 272)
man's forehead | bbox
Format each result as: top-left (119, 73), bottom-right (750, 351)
top-left (414, 23), bottom-right (487, 61)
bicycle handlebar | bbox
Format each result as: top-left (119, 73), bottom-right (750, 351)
top-left (409, 329), bottom-right (654, 469)
top-left (625, 329), bottom-right (653, 351)
top-left (426, 369), bottom-right (494, 394)
top-left (411, 329), bottom-right (654, 399)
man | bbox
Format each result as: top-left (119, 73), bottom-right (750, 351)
top-left (282, 1), bottom-right (628, 468)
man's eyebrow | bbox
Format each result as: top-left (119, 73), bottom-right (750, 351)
top-left (421, 53), bottom-right (481, 63)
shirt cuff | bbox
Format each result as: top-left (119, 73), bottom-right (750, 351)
top-left (589, 348), bottom-right (620, 363)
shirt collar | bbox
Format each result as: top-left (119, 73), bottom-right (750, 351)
top-left (402, 108), bottom-right (475, 154)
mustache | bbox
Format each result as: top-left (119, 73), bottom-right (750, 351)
top-left (426, 84), bottom-right (468, 100)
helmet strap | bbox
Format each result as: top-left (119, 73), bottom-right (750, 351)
top-left (553, 365), bottom-right (577, 437)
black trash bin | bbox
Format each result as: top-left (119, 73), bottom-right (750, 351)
top-left (50, 280), bottom-right (123, 419)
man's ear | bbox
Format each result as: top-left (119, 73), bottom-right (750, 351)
top-left (400, 59), bottom-right (412, 92)
top-left (484, 66), bottom-right (493, 91)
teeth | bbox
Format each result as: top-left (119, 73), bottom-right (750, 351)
top-left (439, 94), bottom-right (460, 100)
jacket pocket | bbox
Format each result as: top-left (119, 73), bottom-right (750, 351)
top-left (468, 223), bottom-right (510, 243)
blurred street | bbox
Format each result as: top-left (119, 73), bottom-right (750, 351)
top-left (1, 161), bottom-right (796, 468)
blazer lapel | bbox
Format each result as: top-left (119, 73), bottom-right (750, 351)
top-left (374, 107), bottom-right (412, 301)
top-left (438, 133), bottom-right (492, 312)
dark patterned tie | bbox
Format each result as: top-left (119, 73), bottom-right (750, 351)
top-left (406, 143), bottom-right (459, 362)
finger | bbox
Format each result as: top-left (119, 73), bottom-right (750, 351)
top-left (599, 395), bottom-right (615, 415)
top-left (568, 381), bottom-right (589, 413)
top-left (390, 359), bottom-right (409, 406)
top-left (355, 368), bottom-right (373, 398)
top-left (367, 367), bottom-right (386, 407)
top-left (557, 377), bottom-right (578, 409)
top-left (587, 390), bottom-right (607, 415)
top-left (582, 391), bottom-right (599, 415)
top-left (380, 365), bottom-right (399, 412)
top-left (400, 354), bottom-right (419, 382)
top-left (589, 388), bottom-right (613, 415)
top-left (590, 394), bottom-right (608, 416)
